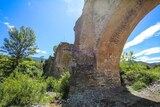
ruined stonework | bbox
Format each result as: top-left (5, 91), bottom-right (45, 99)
top-left (72, 0), bottom-right (160, 92)
top-left (53, 42), bottom-right (73, 78)
top-left (44, 42), bottom-right (73, 78)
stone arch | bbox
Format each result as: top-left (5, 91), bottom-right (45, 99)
top-left (72, 0), bottom-right (160, 91)
top-left (97, 0), bottom-right (160, 87)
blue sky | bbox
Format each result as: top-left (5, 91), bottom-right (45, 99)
top-left (124, 5), bottom-right (160, 63)
top-left (0, 0), bottom-right (83, 58)
top-left (0, 0), bottom-right (160, 63)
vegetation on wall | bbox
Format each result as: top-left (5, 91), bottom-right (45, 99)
top-left (61, 52), bottom-right (72, 71)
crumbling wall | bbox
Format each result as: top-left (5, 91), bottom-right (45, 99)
top-left (43, 42), bottom-right (73, 78)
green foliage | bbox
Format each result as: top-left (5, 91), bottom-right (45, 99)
top-left (0, 27), bottom-right (73, 106)
top-left (121, 61), bottom-right (160, 86)
top-left (121, 51), bottom-right (135, 62)
top-left (0, 26), bottom-right (38, 68)
top-left (45, 72), bottom-right (71, 99)
top-left (58, 72), bottom-right (70, 99)
top-left (132, 81), bottom-right (146, 91)
top-left (53, 45), bottom-right (58, 53)
top-left (0, 54), bottom-right (43, 79)
top-left (120, 52), bottom-right (160, 91)
top-left (0, 54), bottom-right (13, 79)
top-left (43, 71), bottom-right (71, 100)
top-left (0, 72), bottom-right (50, 106)
top-left (46, 76), bottom-right (57, 91)
top-left (43, 56), bottom-right (53, 76)
top-left (14, 58), bottom-right (43, 78)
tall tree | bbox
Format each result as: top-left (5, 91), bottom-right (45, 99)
top-left (0, 26), bottom-right (38, 68)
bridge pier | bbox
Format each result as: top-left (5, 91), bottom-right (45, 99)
top-left (70, 0), bottom-right (160, 93)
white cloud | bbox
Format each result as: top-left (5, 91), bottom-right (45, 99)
top-left (136, 56), bottom-right (149, 61)
top-left (36, 49), bottom-right (47, 55)
top-left (124, 23), bottom-right (160, 49)
top-left (4, 22), bottom-right (15, 29)
top-left (136, 56), bottom-right (160, 63)
top-left (135, 47), bottom-right (160, 57)
top-left (63, 0), bottom-right (84, 17)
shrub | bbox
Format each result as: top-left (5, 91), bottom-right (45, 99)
top-left (0, 54), bottom-right (13, 77)
top-left (0, 72), bottom-right (50, 106)
top-left (120, 59), bottom-right (160, 91)
top-left (58, 72), bottom-right (70, 99)
top-left (149, 67), bottom-right (160, 81)
top-left (54, 72), bottom-right (70, 99)
top-left (132, 81), bottom-right (146, 91)
top-left (15, 59), bottom-right (43, 78)
top-left (45, 72), bottom-right (71, 99)
top-left (46, 76), bottom-right (57, 91)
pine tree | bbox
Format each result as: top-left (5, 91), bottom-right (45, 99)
top-left (1, 26), bottom-right (38, 68)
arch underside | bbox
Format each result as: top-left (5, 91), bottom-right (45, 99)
top-left (71, 0), bottom-right (160, 92)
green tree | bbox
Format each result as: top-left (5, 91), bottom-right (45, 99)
top-left (128, 51), bottom-right (135, 61)
top-left (0, 26), bottom-right (38, 68)
top-left (121, 51), bottom-right (135, 62)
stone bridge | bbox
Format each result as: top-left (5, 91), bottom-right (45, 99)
top-left (70, 0), bottom-right (160, 92)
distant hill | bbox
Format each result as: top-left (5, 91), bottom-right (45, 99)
top-left (149, 62), bottom-right (160, 67)
top-left (138, 61), bottom-right (160, 68)
top-left (32, 57), bottom-right (45, 62)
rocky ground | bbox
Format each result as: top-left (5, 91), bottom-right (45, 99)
top-left (62, 82), bottom-right (160, 107)
top-left (33, 81), bottom-right (160, 107)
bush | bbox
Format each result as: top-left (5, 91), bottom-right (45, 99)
top-left (0, 72), bottom-right (50, 106)
top-left (54, 72), bottom-right (70, 99)
top-left (15, 58), bottom-right (43, 78)
top-left (58, 72), bottom-right (70, 99)
top-left (46, 76), bottom-right (57, 91)
top-left (45, 72), bottom-right (71, 99)
top-left (0, 54), bottom-right (13, 78)
top-left (120, 60), bottom-right (160, 91)
top-left (149, 67), bottom-right (160, 81)
top-left (132, 81), bottom-right (146, 91)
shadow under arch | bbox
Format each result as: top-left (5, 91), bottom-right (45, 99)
top-left (97, 0), bottom-right (160, 87)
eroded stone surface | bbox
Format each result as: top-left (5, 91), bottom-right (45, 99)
top-left (54, 42), bottom-right (73, 75)
top-left (74, 0), bottom-right (122, 51)
top-left (97, 0), bottom-right (159, 88)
